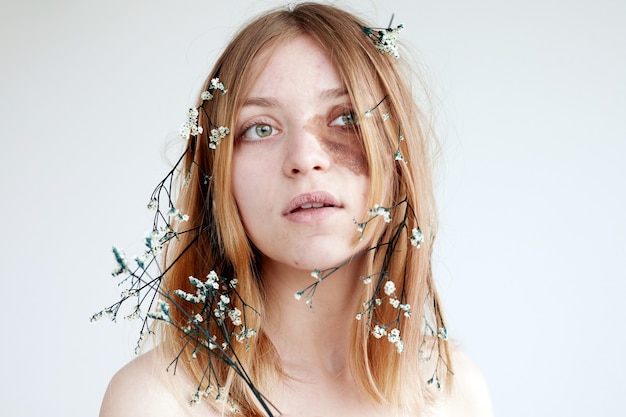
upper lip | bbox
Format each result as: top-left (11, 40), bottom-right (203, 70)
top-left (284, 191), bottom-right (341, 215)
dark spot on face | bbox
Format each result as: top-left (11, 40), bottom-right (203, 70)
top-left (304, 114), bottom-right (367, 176)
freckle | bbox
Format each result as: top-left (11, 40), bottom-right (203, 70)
top-left (305, 115), bottom-right (367, 176)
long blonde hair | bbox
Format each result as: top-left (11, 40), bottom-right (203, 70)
top-left (161, 3), bottom-right (451, 415)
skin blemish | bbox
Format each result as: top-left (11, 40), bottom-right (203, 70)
top-left (305, 114), bottom-right (368, 176)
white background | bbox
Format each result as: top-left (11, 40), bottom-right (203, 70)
top-left (1, 0), bottom-right (624, 415)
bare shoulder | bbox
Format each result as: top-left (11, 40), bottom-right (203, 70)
top-left (99, 348), bottom-right (216, 417)
top-left (430, 348), bottom-right (494, 417)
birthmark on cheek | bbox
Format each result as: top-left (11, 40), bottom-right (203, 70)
top-left (305, 115), bottom-right (368, 176)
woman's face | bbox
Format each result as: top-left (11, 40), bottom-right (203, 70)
top-left (231, 35), bottom-right (370, 273)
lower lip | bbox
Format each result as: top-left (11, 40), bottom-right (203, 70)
top-left (284, 207), bottom-right (339, 223)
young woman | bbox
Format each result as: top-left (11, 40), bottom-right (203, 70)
top-left (97, 3), bottom-right (492, 416)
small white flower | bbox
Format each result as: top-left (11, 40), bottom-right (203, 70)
top-left (145, 226), bottom-right (172, 253)
top-left (192, 389), bottom-right (203, 403)
top-left (180, 108), bottom-right (203, 138)
top-left (111, 246), bottom-right (130, 277)
top-left (201, 90), bottom-right (213, 101)
top-left (120, 289), bottom-right (137, 298)
top-left (311, 269), bottom-right (321, 280)
top-left (437, 327), bottom-right (449, 340)
top-left (355, 312), bottom-right (363, 320)
top-left (387, 328), bottom-right (401, 343)
top-left (384, 280), bottom-right (396, 296)
top-left (134, 253), bottom-right (149, 270)
top-left (410, 227), bottom-right (424, 248)
top-left (147, 300), bottom-right (172, 322)
top-left (389, 297), bottom-right (400, 308)
top-left (294, 291), bottom-right (303, 300)
top-left (209, 78), bottom-right (227, 94)
top-left (124, 307), bottom-right (141, 321)
top-left (235, 327), bottom-right (257, 343)
top-left (372, 325), bottom-right (387, 338)
top-left (394, 150), bottom-right (407, 163)
top-left (374, 24), bottom-right (404, 59)
top-left (400, 303), bottom-right (411, 317)
top-left (208, 126), bottom-right (230, 149)
top-left (369, 204), bottom-right (391, 222)
top-left (147, 198), bottom-right (158, 211)
top-left (207, 337), bottom-right (218, 350)
top-left (206, 271), bottom-right (220, 289)
top-left (174, 288), bottom-right (199, 303)
top-left (228, 308), bottom-right (242, 326)
top-left (395, 339), bottom-right (405, 353)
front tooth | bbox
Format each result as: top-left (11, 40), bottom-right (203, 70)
top-left (311, 202), bottom-right (324, 208)
top-left (301, 203), bottom-right (312, 209)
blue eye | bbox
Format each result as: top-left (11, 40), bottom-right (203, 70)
top-left (242, 123), bottom-right (275, 139)
top-left (330, 112), bottom-right (358, 127)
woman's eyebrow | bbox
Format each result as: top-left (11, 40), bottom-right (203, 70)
top-left (319, 87), bottom-right (348, 101)
top-left (242, 96), bottom-right (279, 108)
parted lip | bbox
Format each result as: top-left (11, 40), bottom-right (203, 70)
top-left (284, 191), bottom-right (341, 215)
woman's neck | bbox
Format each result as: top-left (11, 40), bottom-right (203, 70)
top-left (261, 257), bottom-right (365, 377)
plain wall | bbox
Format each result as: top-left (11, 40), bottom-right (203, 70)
top-left (1, 0), bottom-right (624, 415)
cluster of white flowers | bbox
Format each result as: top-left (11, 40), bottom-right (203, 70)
top-left (124, 306), bottom-right (142, 321)
top-left (181, 77), bottom-right (231, 149)
top-left (111, 245), bottom-right (130, 277)
top-left (208, 126), bottom-right (230, 149)
top-left (89, 306), bottom-right (116, 322)
top-left (354, 218), bottom-right (368, 241)
top-left (180, 108), bottom-right (203, 138)
top-left (410, 227), bottom-right (424, 248)
top-left (384, 280), bottom-right (411, 318)
top-left (147, 300), bottom-right (172, 323)
top-left (201, 77), bottom-right (228, 101)
top-left (168, 207), bottom-right (189, 222)
top-left (353, 278), bottom-right (411, 353)
top-left (371, 324), bottom-right (404, 353)
top-left (147, 198), bottom-right (158, 211)
top-left (144, 226), bottom-right (173, 254)
top-left (374, 24), bottom-right (404, 59)
top-left (437, 327), bottom-right (449, 341)
top-left (109, 212), bottom-right (185, 281)
top-left (394, 150), bottom-right (407, 163)
top-left (387, 328), bottom-right (404, 353)
top-left (369, 204), bottom-right (392, 223)
top-left (234, 327), bottom-right (257, 343)
top-left (372, 324), bottom-right (387, 338)
top-left (173, 272), bottom-right (255, 347)
top-left (191, 383), bottom-right (241, 413)
top-left (384, 280), bottom-right (396, 295)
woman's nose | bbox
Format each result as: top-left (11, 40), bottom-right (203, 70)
top-left (282, 125), bottom-right (331, 176)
